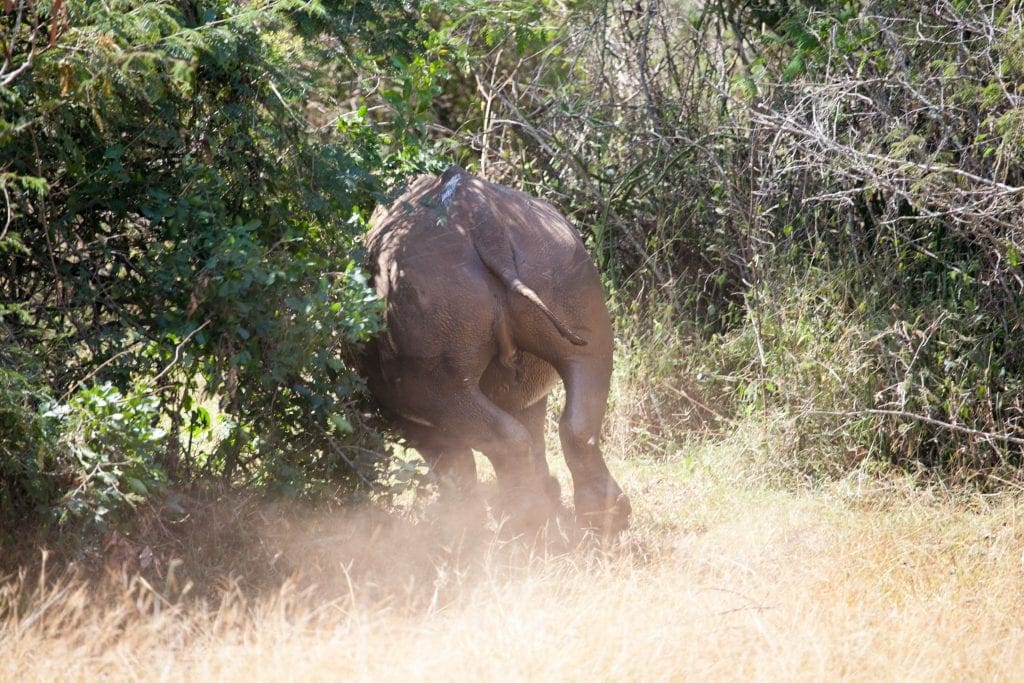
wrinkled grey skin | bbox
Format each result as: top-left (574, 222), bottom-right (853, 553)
top-left (361, 166), bottom-right (630, 533)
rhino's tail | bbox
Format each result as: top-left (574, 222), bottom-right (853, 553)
top-left (509, 279), bottom-right (587, 346)
top-left (473, 234), bottom-right (588, 346)
top-left (439, 166), bottom-right (588, 347)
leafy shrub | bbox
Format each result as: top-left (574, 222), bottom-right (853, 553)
top-left (0, 0), bottom-right (436, 535)
top-left (49, 382), bottom-right (168, 530)
top-left (0, 341), bottom-right (58, 530)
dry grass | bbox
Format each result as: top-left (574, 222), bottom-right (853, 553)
top-left (3, 422), bottom-right (1024, 681)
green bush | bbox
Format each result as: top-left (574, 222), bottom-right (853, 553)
top-left (49, 382), bottom-right (168, 530)
top-left (0, 0), bottom-right (437, 535)
top-left (0, 342), bottom-right (58, 530)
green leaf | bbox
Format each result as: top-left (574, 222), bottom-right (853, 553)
top-left (127, 477), bottom-right (149, 497)
top-left (328, 413), bottom-right (353, 434)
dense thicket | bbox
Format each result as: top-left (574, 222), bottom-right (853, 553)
top-left (3, 0), bottom-right (1024, 545)
top-left (431, 0), bottom-right (1024, 482)
top-left (0, 0), bottom-right (427, 536)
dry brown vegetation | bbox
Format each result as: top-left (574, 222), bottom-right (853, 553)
top-left (4, 420), bottom-right (1024, 681)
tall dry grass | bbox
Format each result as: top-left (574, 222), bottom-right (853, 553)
top-left (3, 421), bottom-right (1024, 681)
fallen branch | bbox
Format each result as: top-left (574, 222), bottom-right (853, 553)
top-left (809, 408), bottom-right (1024, 447)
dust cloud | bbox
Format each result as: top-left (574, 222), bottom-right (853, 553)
top-left (5, 443), bottom-right (1024, 681)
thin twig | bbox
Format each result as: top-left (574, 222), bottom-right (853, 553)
top-left (62, 340), bottom-right (146, 401)
top-left (152, 321), bottom-right (211, 384)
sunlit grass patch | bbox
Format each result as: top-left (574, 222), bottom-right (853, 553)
top-left (4, 421), bottom-right (1024, 681)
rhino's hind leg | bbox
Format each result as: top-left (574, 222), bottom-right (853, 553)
top-left (515, 397), bottom-right (561, 506)
top-left (419, 443), bottom-right (477, 497)
top-left (556, 359), bottom-right (631, 534)
top-left (430, 387), bottom-right (558, 531)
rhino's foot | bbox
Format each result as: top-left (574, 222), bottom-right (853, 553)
top-left (495, 481), bottom-right (560, 534)
top-left (575, 482), bottom-right (631, 536)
